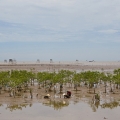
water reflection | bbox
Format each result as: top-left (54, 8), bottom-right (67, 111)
top-left (89, 100), bottom-right (100, 112)
top-left (88, 100), bottom-right (120, 112)
top-left (0, 99), bottom-right (120, 112)
top-left (6, 104), bottom-right (32, 112)
top-left (42, 99), bottom-right (69, 110)
top-left (0, 103), bottom-right (3, 107)
top-left (101, 101), bottom-right (120, 109)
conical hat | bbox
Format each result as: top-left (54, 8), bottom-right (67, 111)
top-left (47, 94), bottom-right (50, 96)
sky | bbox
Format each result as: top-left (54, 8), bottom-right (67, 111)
top-left (0, 0), bottom-right (120, 61)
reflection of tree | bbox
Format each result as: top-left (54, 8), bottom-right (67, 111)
top-left (43, 100), bottom-right (69, 110)
top-left (88, 100), bottom-right (100, 112)
top-left (0, 104), bottom-right (3, 107)
top-left (6, 104), bottom-right (31, 112)
top-left (73, 93), bottom-right (83, 104)
top-left (89, 100), bottom-right (120, 112)
top-left (101, 101), bottom-right (120, 109)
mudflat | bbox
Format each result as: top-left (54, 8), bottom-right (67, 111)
top-left (0, 61), bottom-right (120, 73)
top-left (0, 61), bottom-right (120, 120)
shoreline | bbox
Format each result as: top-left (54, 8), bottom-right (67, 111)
top-left (0, 61), bottom-right (120, 73)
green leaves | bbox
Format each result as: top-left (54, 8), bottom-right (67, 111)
top-left (0, 71), bottom-right (10, 86)
top-left (79, 71), bottom-right (100, 84)
top-left (9, 70), bottom-right (29, 88)
top-left (113, 69), bottom-right (120, 84)
top-left (0, 68), bottom-right (120, 91)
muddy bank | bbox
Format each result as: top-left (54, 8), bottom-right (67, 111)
top-left (0, 82), bottom-right (120, 120)
top-left (0, 62), bottom-right (120, 73)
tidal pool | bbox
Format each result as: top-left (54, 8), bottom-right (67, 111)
top-left (0, 99), bottom-right (120, 120)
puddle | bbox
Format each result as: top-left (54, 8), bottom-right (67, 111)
top-left (0, 98), bottom-right (120, 120)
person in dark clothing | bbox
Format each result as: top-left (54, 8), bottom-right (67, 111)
top-left (44, 94), bottom-right (50, 99)
top-left (63, 91), bottom-right (71, 98)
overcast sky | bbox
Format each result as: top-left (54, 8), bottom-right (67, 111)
top-left (0, 0), bottom-right (120, 61)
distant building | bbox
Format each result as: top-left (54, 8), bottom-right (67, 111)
top-left (9, 59), bottom-right (17, 64)
top-left (50, 59), bottom-right (53, 63)
top-left (9, 59), bottom-right (13, 63)
top-left (4, 59), bottom-right (7, 63)
top-left (76, 59), bottom-right (79, 64)
top-left (37, 59), bottom-right (40, 63)
top-left (89, 60), bottom-right (95, 62)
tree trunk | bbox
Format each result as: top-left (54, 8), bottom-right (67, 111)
top-left (110, 82), bottom-right (113, 92)
top-left (69, 82), bottom-right (71, 87)
top-left (30, 89), bottom-right (33, 99)
top-left (105, 83), bottom-right (106, 93)
top-left (60, 84), bottom-right (63, 93)
top-left (76, 87), bottom-right (77, 91)
top-left (33, 79), bottom-right (34, 86)
top-left (54, 84), bottom-right (56, 93)
top-left (94, 88), bottom-right (95, 94)
top-left (13, 89), bottom-right (15, 98)
top-left (88, 84), bottom-right (91, 93)
top-left (38, 83), bottom-right (41, 89)
top-left (74, 84), bottom-right (77, 91)
top-left (110, 87), bottom-right (113, 92)
top-left (31, 79), bottom-right (32, 86)
top-left (116, 84), bottom-right (118, 89)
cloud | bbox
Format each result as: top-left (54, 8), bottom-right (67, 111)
top-left (1, 0), bottom-right (120, 24)
top-left (0, 33), bottom-right (2, 36)
top-left (0, 0), bottom-right (120, 43)
top-left (98, 29), bottom-right (118, 34)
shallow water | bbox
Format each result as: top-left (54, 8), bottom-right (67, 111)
top-left (0, 99), bottom-right (120, 120)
